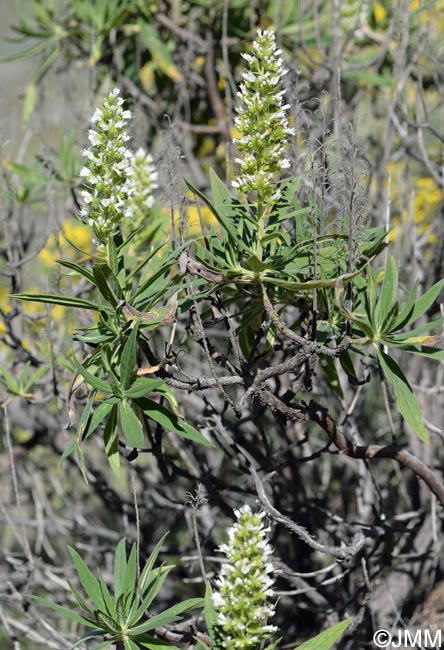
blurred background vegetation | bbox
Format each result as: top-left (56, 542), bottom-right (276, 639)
top-left (1, 1), bottom-right (444, 648)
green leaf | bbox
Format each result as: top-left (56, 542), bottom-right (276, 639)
top-left (128, 567), bottom-right (172, 626)
top-left (57, 259), bottom-right (95, 284)
top-left (67, 547), bottom-right (106, 611)
top-left (343, 69), bottom-right (395, 87)
top-left (114, 539), bottom-right (128, 601)
top-left (140, 532), bottom-right (169, 594)
top-left (69, 629), bottom-right (111, 649)
top-left (94, 609), bottom-right (118, 632)
top-left (297, 618), bottom-right (352, 649)
top-left (395, 278), bottom-right (444, 330)
top-left (120, 325), bottom-right (139, 390)
top-left (128, 598), bottom-right (203, 634)
top-left (121, 543), bottom-right (138, 605)
top-left (136, 398), bottom-right (214, 447)
top-left (11, 292), bottom-right (99, 311)
top-left (97, 568), bottom-right (117, 618)
top-left (22, 82), bottom-right (37, 125)
top-left (72, 355), bottom-right (113, 394)
top-left (83, 401), bottom-right (116, 440)
top-left (377, 348), bottom-right (429, 443)
top-left (27, 595), bottom-right (97, 628)
top-left (365, 266), bottom-right (377, 327)
top-left (119, 399), bottom-right (144, 447)
top-left (124, 377), bottom-right (165, 399)
top-left (67, 579), bottom-right (94, 615)
top-left (203, 582), bottom-right (218, 644)
top-left (135, 636), bottom-right (181, 650)
top-left (104, 404), bottom-right (121, 476)
top-left (124, 639), bottom-right (141, 650)
top-left (390, 317), bottom-right (444, 341)
top-left (138, 20), bottom-right (181, 81)
top-left (93, 263), bottom-right (124, 306)
top-left (390, 280), bottom-right (418, 331)
top-left (374, 256), bottom-right (398, 333)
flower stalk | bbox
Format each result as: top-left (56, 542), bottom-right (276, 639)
top-left (232, 30), bottom-right (294, 257)
top-left (79, 88), bottom-right (135, 250)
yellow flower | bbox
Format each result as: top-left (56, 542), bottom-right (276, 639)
top-left (62, 220), bottom-right (91, 251)
top-left (373, 1), bottom-right (387, 24)
top-left (172, 202), bottom-right (219, 236)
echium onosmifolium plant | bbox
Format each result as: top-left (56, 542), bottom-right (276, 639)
top-left (128, 147), bottom-right (159, 223)
top-left (213, 505), bottom-right (277, 650)
top-left (80, 88), bottom-right (135, 244)
top-left (232, 30), bottom-right (295, 208)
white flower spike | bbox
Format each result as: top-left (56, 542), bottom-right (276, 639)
top-left (79, 88), bottom-right (135, 243)
top-left (213, 504), bottom-right (277, 650)
top-left (233, 30), bottom-right (294, 205)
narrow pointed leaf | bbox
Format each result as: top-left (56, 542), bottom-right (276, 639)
top-left (68, 630), bottom-right (111, 650)
top-left (394, 278), bottom-right (444, 330)
top-left (377, 348), bottom-right (429, 443)
top-left (97, 568), bottom-right (117, 618)
top-left (375, 256), bottom-right (398, 332)
top-left (128, 598), bottom-right (203, 634)
top-left (298, 618), bottom-right (352, 649)
top-left (83, 401), bottom-right (116, 441)
top-left (93, 263), bottom-right (124, 306)
top-left (129, 566), bottom-right (173, 625)
top-left (120, 324), bottom-right (139, 390)
top-left (391, 280), bottom-right (419, 330)
top-left (11, 292), bottom-right (99, 310)
top-left (140, 533), bottom-right (169, 593)
top-left (124, 378), bottom-right (165, 399)
top-left (204, 582), bottom-right (218, 642)
top-left (135, 398), bottom-right (214, 447)
top-left (28, 595), bottom-right (97, 628)
top-left (72, 355), bottom-right (113, 394)
top-left (57, 259), bottom-right (95, 284)
top-left (68, 547), bottom-right (106, 611)
top-left (121, 543), bottom-right (138, 603)
top-left (67, 579), bottom-right (94, 615)
top-left (114, 539), bottom-right (128, 600)
top-left (104, 404), bottom-right (121, 476)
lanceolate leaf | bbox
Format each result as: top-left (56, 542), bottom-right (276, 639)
top-left (297, 619), bottom-right (352, 649)
top-left (72, 355), bottom-right (113, 394)
top-left (128, 598), bottom-right (203, 634)
top-left (120, 324), bottom-right (139, 390)
top-left (135, 397), bottom-right (214, 447)
top-left (67, 547), bottom-right (106, 612)
top-left (93, 263), bottom-right (124, 306)
top-left (114, 538), bottom-right (128, 600)
top-left (104, 404), bottom-right (120, 476)
top-left (83, 401), bottom-right (116, 440)
top-left (10, 292), bottom-right (99, 310)
top-left (203, 582), bottom-right (218, 644)
top-left (124, 377), bottom-right (165, 399)
top-left (374, 255), bottom-right (398, 332)
top-left (119, 399), bottom-right (144, 447)
top-left (129, 567), bottom-right (172, 625)
top-left (393, 278), bottom-right (444, 331)
top-left (376, 348), bottom-right (429, 443)
top-left (139, 533), bottom-right (169, 593)
top-left (27, 595), bottom-right (97, 628)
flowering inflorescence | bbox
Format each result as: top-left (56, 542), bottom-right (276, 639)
top-left (213, 504), bottom-right (277, 650)
top-left (232, 30), bottom-right (295, 205)
top-left (80, 88), bottom-right (158, 244)
top-left (128, 148), bottom-right (159, 223)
